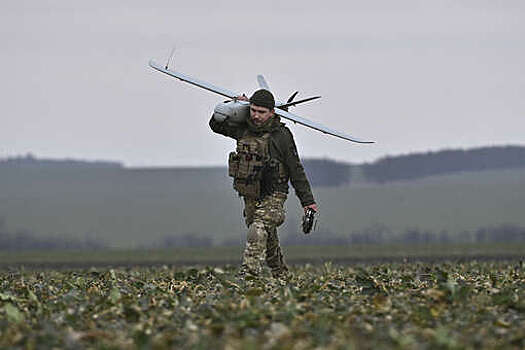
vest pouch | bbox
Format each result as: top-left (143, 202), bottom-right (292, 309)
top-left (236, 153), bottom-right (264, 180)
top-left (228, 152), bottom-right (240, 178)
top-left (267, 159), bottom-right (288, 184)
top-left (236, 153), bottom-right (251, 179)
top-left (231, 132), bottom-right (270, 198)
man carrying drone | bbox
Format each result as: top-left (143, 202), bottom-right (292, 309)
top-left (148, 59), bottom-right (372, 279)
top-left (210, 89), bottom-right (318, 280)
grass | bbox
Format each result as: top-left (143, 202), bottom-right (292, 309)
top-left (0, 243), bottom-right (524, 267)
top-left (1, 261), bottom-right (524, 349)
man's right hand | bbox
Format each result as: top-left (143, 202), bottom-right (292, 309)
top-left (304, 203), bottom-right (318, 213)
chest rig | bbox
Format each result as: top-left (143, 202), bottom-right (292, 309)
top-left (228, 130), bottom-right (287, 199)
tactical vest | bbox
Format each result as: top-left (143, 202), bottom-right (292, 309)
top-left (228, 130), bottom-right (287, 199)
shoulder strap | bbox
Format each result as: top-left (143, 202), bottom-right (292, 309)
top-left (268, 125), bottom-right (289, 159)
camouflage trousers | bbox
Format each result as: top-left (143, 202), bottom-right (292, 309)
top-left (240, 191), bottom-right (289, 278)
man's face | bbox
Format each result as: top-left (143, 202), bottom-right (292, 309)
top-left (250, 104), bottom-right (274, 125)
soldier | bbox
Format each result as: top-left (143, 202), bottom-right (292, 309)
top-left (210, 89), bottom-right (318, 279)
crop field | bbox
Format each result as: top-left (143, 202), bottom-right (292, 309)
top-left (1, 243), bottom-right (524, 268)
top-left (1, 260), bottom-right (525, 349)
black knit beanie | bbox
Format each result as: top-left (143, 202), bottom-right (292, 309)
top-left (249, 89), bottom-right (275, 109)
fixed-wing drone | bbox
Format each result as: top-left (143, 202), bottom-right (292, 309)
top-left (149, 59), bottom-right (374, 144)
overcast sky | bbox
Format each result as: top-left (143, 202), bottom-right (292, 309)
top-left (1, 0), bottom-right (524, 166)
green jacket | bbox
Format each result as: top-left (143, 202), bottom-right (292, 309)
top-left (209, 116), bottom-right (315, 207)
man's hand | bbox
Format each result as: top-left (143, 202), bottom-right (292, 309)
top-left (304, 203), bottom-right (318, 213)
top-left (235, 94), bottom-right (249, 102)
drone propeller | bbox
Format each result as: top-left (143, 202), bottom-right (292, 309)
top-left (287, 91), bottom-right (299, 103)
top-left (279, 95), bottom-right (322, 110)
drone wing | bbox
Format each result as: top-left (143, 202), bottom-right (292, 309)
top-left (149, 60), bottom-right (239, 99)
top-left (149, 59), bottom-right (374, 144)
top-left (275, 107), bottom-right (374, 144)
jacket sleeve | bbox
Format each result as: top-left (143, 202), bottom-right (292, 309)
top-left (209, 115), bottom-right (245, 140)
top-left (279, 128), bottom-right (316, 207)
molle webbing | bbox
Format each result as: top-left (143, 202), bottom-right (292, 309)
top-left (228, 131), bottom-right (286, 198)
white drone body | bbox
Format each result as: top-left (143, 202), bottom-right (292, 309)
top-left (212, 101), bottom-right (249, 124)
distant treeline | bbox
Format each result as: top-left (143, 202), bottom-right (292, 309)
top-left (362, 146), bottom-right (525, 183)
top-left (2, 145), bottom-right (524, 185)
top-left (280, 224), bottom-right (525, 246)
top-left (2, 217), bottom-right (524, 250)
top-left (0, 154), bottom-right (122, 169)
top-left (0, 219), bottom-right (104, 251)
top-left (305, 145), bottom-right (525, 185)
top-left (153, 223), bottom-right (525, 248)
top-left (302, 159), bottom-right (350, 186)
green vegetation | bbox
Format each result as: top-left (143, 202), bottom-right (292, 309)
top-left (0, 243), bottom-right (524, 267)
top-left (1, 167), bottom-right (525, 248)
top-left (1, 262), bottom-right (524, 349)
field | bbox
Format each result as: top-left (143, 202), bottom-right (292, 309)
top-left (2, 165), bottom-right (524, 348)
top-left (1, 167), bottom-right (525, 248)
top-left (1, 243), bottom-right (525, 268)
top-left (1, 260), bottom-right (525, 349)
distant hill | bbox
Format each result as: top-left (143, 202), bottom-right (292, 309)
top-left (304, 145), bottom-right (525, 184)
top-left (0, 154), bottom-right (349, 186)
top-left (2, 145), bottom-right (524, 185)
top-left (0, 153), bottom-right (122, 169)
top-left (362, 146), bottom-right (525, 183)
top-left (1, 166), bottom-right (524, 249)
top-left (1, 148), bottom-right (525, 248)
top-left (302, 159), bottom-right (350, 186)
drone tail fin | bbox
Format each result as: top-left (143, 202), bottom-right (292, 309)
top-left (257, 75), bottom-right (270, 90)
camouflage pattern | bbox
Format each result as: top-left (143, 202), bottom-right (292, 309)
top-left (240, 191), bottom-right (289, 278)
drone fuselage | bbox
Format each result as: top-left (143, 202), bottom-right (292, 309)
top-left (213, 101), bottom-right (249, 124)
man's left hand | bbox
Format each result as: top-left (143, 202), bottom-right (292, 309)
top-left (304, 203), bottom-right (318, 213)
